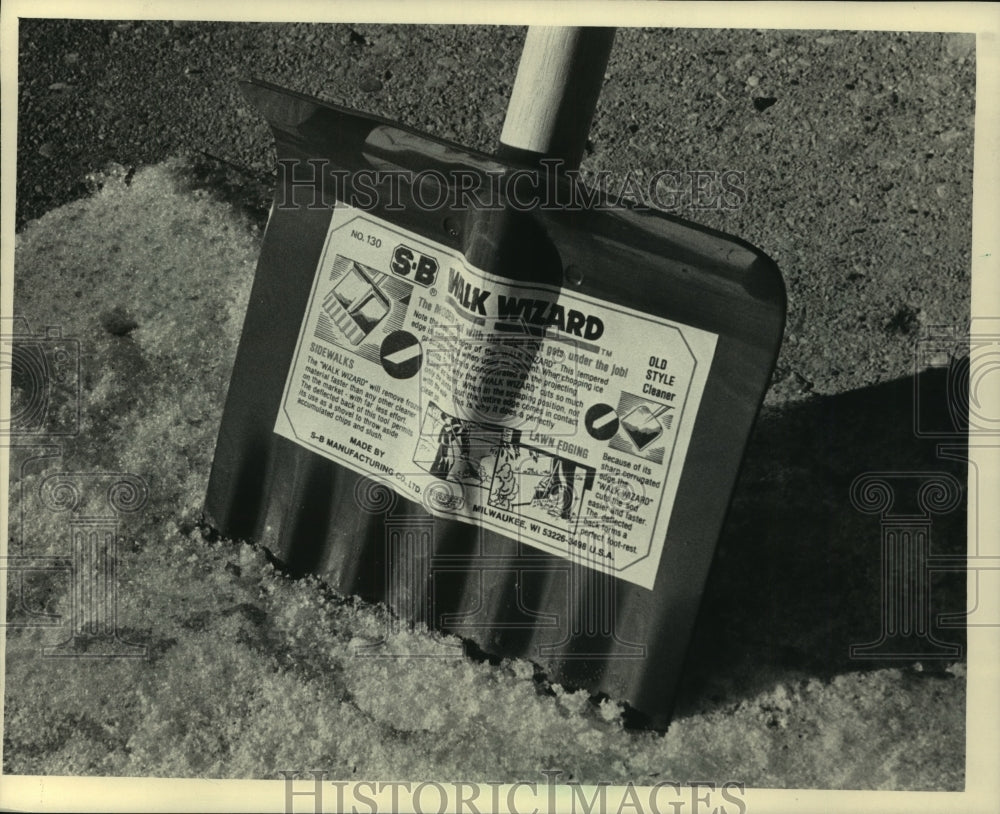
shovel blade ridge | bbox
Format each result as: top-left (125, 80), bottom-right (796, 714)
top-left (206, 81), bottom-right (785, 727)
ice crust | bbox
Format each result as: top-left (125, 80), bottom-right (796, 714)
top-left (4, 159), bottom-right (966, 787)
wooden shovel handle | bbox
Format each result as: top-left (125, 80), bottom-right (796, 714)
top-left (499, 26), bottom-right (616, 171)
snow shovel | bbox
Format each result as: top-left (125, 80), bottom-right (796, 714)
top-left (204, 26), bottom-right (785, 728)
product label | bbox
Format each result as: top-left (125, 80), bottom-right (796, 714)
top-left (274, 205), bottom-right (717, 589)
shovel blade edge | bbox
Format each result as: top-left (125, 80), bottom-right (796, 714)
top-left (205, 80), bottom-right (786, 728)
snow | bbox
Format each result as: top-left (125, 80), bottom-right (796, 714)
top-left (4, 159), bottom-right (966, 787)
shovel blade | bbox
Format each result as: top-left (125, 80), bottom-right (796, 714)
top-left (205, 80), bottom-right (785, 727)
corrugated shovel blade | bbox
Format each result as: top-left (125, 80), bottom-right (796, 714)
top-left (205, 79), bottom-right (785, 728)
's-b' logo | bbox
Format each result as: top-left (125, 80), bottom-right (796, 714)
top-left (390, 244), bottom-right (438, 287)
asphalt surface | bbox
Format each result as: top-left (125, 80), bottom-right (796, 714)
top-left (16, 20), bottom-right (528, 228)
top-left (16, 21), bottom-right (976, 396)
top-left (18, 21), bottom-right (977, 417)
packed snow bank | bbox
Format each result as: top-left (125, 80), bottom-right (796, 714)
top-left (5, 159), bottom-right (965, 788)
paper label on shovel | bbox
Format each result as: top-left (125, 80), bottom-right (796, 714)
top-left (274, 205), bottom-right (717, 590)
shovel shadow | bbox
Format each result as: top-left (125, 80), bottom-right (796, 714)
top-left (672, 367), bottom-right (968, 716)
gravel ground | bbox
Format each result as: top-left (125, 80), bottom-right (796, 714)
top-left (4, 13), bottom-right (985, 806)
top-left (14, 20), bottom-right (976, 396)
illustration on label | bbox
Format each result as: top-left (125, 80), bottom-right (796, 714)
top-left (411, 401), bottom-right (597, 536)
top-left (609, 392), bottom-right (674, 464)
top-left (315, 255), bottom-right (412, 365)
top-left (274, 206), bottom-right (718, 590)
top-left (324, 261), bottom-right (391, 344)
